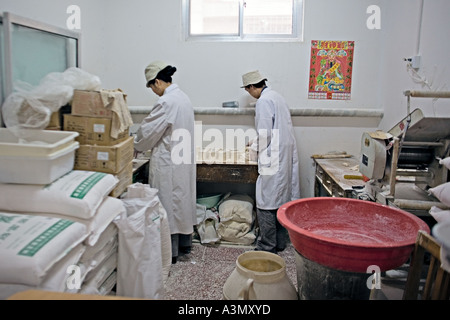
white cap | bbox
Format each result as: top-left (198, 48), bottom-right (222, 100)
top-left (241, 70), bottom-right (267, 88)
top-left (145, 60), bottom-right (168, 86)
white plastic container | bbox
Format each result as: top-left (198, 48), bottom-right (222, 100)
top-left (223, 250), bottom-right (298, 300)
top-left (0, 128), bottom-right (79, 184)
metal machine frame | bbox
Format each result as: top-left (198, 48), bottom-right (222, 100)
top-left (359, 91), bottom-right (450, 216)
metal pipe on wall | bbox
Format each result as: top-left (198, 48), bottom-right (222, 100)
top-left (404, 90), bottom-right (450, 99)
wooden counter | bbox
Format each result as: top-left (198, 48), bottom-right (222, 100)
top-left (314, 156), bottom-right (365, 198)
top-left (7, 289), bottom-right (146, 300)
top-left (196, 162), bottom-right (258, 184)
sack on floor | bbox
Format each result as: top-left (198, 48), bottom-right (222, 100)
top-left (218, 194), bottom-right (255, 224)
top-left (123, 183), bottom-right (171, 282)
top-left (114, 183), bottom-right (168, 299)
top-left (216, 194), bottom-right (256, 244)
top-left (196, 204), bottom-right (220, 244)
top-left (216, 220), bottom-right (256, 245)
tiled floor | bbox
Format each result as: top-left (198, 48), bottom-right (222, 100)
top-left (163, 241), bottom-right (298, 300)
top-left (162, 240), bottom-right (407, 300)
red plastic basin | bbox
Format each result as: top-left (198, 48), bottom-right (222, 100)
top-left (277, 197), bottom-right (430, 272)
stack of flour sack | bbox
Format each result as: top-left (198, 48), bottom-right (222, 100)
top-left (0, 127), bottom-right (126, 299)
top-left (0, 168), bottom-right (125, 299)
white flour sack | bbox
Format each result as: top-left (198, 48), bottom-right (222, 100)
top-left (0, 212), bottom-right (87, 286)
top-left (439, 157), bottom-right (450, 170)
top-left (429, 182), bottom-right (450, 207)
top-left (0, 171), bottom-right (118, 219)
top-left (24, 197), bottom-right (125, 247)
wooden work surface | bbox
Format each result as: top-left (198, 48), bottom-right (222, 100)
top-left (196, 162), bottom-right (258, 184)
top-left (314, 156), bottom-right (365, 197)
top-left (7, 289), bottom-right (147, 300)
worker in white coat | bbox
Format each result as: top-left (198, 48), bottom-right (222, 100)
top-left (134, 61), bottom-right (197, 264)
top-left (242, 70), bottom-right (300, 253)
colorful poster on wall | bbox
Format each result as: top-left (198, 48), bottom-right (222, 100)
top-left (308, 40), bottom-right (354, 100)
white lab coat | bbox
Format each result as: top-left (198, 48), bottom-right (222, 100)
top-left (134, 84), bottom-right (197, 235)
top-left (251, 87), bottom-right (300, 210)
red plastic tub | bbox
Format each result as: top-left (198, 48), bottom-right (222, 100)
top-left (277, 197), bottom-right (430, 272)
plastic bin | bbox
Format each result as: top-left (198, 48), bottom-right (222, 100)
top-left (278, 197), bottom-right (430, 272)
top-left (196, 194), bottom-right (223, 209)
top-left (278, 197), bottom-right (430, 300)
top-left (0, 129), bottom-right (79, 184)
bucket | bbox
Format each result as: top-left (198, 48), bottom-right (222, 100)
top-left (222, 250), bottom-right (298, 300)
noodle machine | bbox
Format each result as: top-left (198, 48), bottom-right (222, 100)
top-left (357, 90), bottom-right (450, 217)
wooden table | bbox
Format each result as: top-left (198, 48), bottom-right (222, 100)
top-left (196, 162), bottom-right (258, 184)
top-left (7, 289), bottom-right (146, 300)
top-left (313, 156), bottom-right (365, 198)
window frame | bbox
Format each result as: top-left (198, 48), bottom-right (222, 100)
top-left (0, 12), bottom-right (81, 127)
top-left (182, 0), bottom-right (304, 42)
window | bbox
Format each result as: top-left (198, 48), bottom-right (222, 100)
top-left (0, 12), bottom-right (80, 127)
top-left (183, 0), bottom-right (304, 41)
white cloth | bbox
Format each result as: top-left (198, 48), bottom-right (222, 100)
top-left (99, 89), bottom-right (133, 139)
top-left (134, 84), bottom-right (197, 235)
top-left (251, 87), bottom-right (300, 210)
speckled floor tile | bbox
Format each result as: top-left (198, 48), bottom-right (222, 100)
top-left (163, 239), bottom-right (408, 300)
top-left (203, 245), bottom-right (248, 262)
top-left (163, 241), bottom-right (298, 300)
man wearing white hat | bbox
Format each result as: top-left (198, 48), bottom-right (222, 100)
top-left (135, 61), bottom-right (197, 263)
top-left (242, 70), bottom-right (300, 253)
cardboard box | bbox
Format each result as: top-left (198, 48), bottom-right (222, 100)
top-left (109, 161), bottom-right (133, 197)
top-left (74, 136), bottom-right (134, 174)
top-left (45, 111), bottom-right (61, 130)
top-left (64, 114), bottom-right (129, 146)
top-left (71, 90), bottom-right (114, 118)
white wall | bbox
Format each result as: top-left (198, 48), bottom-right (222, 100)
top-left (1, 0), bottom-right (449, 197)
top-left (378, 0), bottom-right (450, 131)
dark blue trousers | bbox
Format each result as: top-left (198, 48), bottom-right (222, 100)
top-left (255, 208), bottom-right (287, 253)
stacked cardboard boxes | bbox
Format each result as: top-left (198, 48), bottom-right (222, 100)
top-left (64, 89), bottom-right (134, 197)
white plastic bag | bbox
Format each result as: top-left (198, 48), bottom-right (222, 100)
top-left (114, 183), bottom-right (168, 299)
top-left (1, 67), bottom-right (101, 137)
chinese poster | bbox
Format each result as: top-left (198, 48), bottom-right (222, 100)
top-left (308, 40), bottom-right (355, 100)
